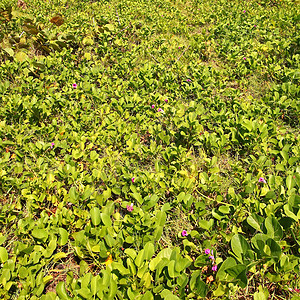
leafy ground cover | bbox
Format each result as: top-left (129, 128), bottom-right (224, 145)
top-left (0, 0), bottom-right (299, 299)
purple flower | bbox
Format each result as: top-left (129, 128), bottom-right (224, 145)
top-left (131, 177), bottom-right (135, 183)
top-left (204, 249), bottom-right (210, 255)
top-left (178, 46), bottom-right (181, 49)
top-left (243, 57), bottom-right (246, 60)
top-left (209, 255), bottom-right (215, 260)
top-left (243, 10), bottom-right (246, 13)
top-left (126, 203), bottom-right (133, 212)
top-left (254, 25), bottom-right (257, 28)
top-left (212, 265), bottom-right (217, 272)
top-left (72, 83), bottom-right (77, 89)
top-left (151, 104), bottom-right (155, 109)
top-left (158, 108), bottom-right (164, 113)
top-left (187, 79), bottom-right (192, 82)
top-left (181, 230), bottom-right (188, 237)
top-left (50, 142), bottom-right (55, 149)
top-left (164, 99), bottom-right (168, 103)
top-left (259, 177), bottom-right (266, 183)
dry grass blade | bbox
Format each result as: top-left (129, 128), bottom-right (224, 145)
top-left (17, 0), bottom-right (27, 10)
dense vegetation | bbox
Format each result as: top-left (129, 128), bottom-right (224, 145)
top-left (0, 0), bottom-right (299, 299)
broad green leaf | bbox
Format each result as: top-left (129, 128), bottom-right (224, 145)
top-left (225, 264), bottom-right (248, 288)
top-left (77, 288), bottom-right (93, 299)
top-left (144, 242), bottom-right (155, 260)
top-left (135, 250), bottom-right (145, 268)
top-left (265, 216), bottom-right (283, 241)
top-left (56, 281), bottom-right (72, 300)
top-left (91, 275), bottom-right (101, 295)
top-left (125, 248), bottom-right (137, 260)
top-left (100, 213), bottom-right (112, 227)
top-left (231, 234), bottom-right (250, 263)
top-left (219, 205), bottom-right (230, 214)
top-left (247, 215), bottom-right (262, 232)
top-left (190, 270), bottom-right (207, 297)
top-left (141, 290), bottom-right (153, 300)
top-left (15, 51), bottom-right (28, 62)
top-left (216, 257), bottom-right (236, 280)
top-left (0, 235), bottom-right (6, 246)
top-left (32, 228), bottom-right (48, 241)
top-left (90, 207), bottom-right (101, 226)
top-left (160, 289), bottom-right (181, 300)
top-left (58, 228), bottom-right (69, 246)
top-left (0, 247), bottom-right (8, 263)
top-left (198, 219), bottom-right (214, 230)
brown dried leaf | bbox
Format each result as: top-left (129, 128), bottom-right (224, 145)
top-left (50, 15), bottom-right (64, 26)
top-left (202, 266), bottom-right (209, 273)
top-left (206, 275), bottom-right (214, 284)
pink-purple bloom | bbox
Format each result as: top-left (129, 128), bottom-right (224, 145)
top-left (212, 265), bottom-right (217, 272)
top-left (126, 203), bottom-right (133, 212)
top-left (131, 177), bottom-right (135, 183)
top-left (164, 99), bottom-right (168, 103)
top-left (204, 249), bottom-right (210, 255)
top-left (72, 83), bottom-right (77, 89)
top-left (181, 230), bottom-right (188, 237)
top-left (158, 108), bottom-right (164, 113)
top-left (209, 255), bottom-right (215, 260)
top-left (187, 79), bottom-right (191, 82)
top-left (259, 177), bottom-right (266, 183)
top-left (243, 57), bottom-right (246, 60)
top-left (50, 142), bottom-right (55, 149)
top-left (243, 10), bottom-right (246, 13)
top-left (151, 104), bottom-right (155, 109)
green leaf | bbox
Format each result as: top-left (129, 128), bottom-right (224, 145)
top-left (160, 289), bottom-right (181, 300)
top-left (0, 235), bottom-right (6, 246)
top-left (135, 250), bottom-right (145, 268)
top-left (190, 270), bottom-right (207, 297)
top-left (15, 51), bottom-right (28, 62)
top-left (141, 290), bottom-right (153, 300)
top-left (104, 24), bottom-right (114, 32)
top-left (100, 213), bottom-right (112, 227)
top-left (0, 247), bottom-right (8, 263)
top-left (141, 272), bottom-right (152, 290)
top-left (90, 207), bottom-right (101, 226)
top-left (219, 205), bottom-right (230, 214)
top-left (144, 242), bottom-right (155, 260)
top-left (247, 215), bottom-right (262, 232)
top-left (58, 228), bottom-right (69, 246)
top-left (265, 216), bottom-right (283, 241)
top-left (125, 249), bottom-right (137, 260)
top-left (231, 234), bottom-right (250, 263)
top-left (32, 228), bottom-right (48, 241)
top-left (252, 233), bottom-right (268, 253)
top-left (286, 175), bottom-right (295, 190)
top-left (265, 238), bottom-right (281, 258)
top-left (77, 288), bottom-right (93, 299)
top-left (91, 275), bottom-right (101, 295)
top-left (69, 186), bottom-right (78, 203)
top-left (216, 257), bottom-right (236, 280)
top-left (198, 219), bottom-right (214, 230)
top-left (56, 281), bottom-right (72, 300)
top-left (225, 264), bottom-right (248, 288)
top-left (253, 286), bottom-right (269, 300)
top-left (4, 48), bottom-right (14, 56)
